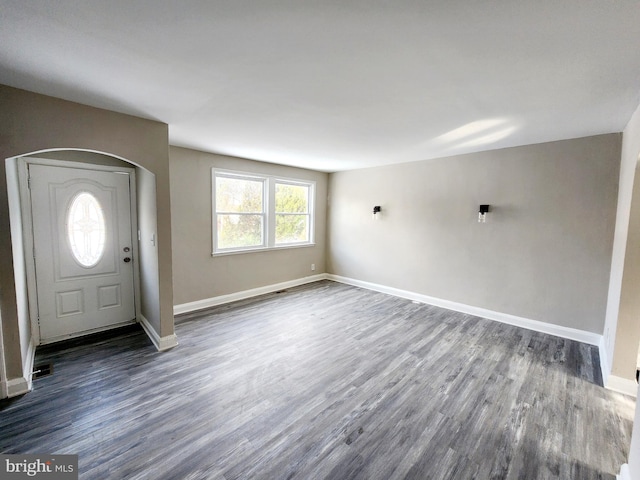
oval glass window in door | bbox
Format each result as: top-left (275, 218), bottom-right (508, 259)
top-left (67, 192), bottom-right (106, 267)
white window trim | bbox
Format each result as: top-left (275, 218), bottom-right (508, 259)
top-left (212, 169), bottom-right (315, 255)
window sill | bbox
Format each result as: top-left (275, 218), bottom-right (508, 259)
top-left (212, 243), bottom-right (316, 257)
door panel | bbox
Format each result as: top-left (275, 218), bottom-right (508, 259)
top-left (29, 164), bottom-right (136, 343)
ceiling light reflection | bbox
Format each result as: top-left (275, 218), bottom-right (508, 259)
top-left (434, 118), bottom-right (518, 149)
top-left (436, 119), bottom-right (508, 144)
top-left (456, 126), bottom-right (518, 148)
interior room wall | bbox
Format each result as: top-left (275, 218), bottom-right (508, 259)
top-left (4, 159), bottom-right (30, 380)
top-left (0, 85), bottom-right (174, 393)
top-left (169, 146), bottom-right (328, 307)
top-left (606, 100), bottom-right (640, 383)
top-left (27, 150), bottom-right (131, 167)
top-left (136, 168), bottom-right (162, 331)
top-left (327, 134), bottom-right (621, 334)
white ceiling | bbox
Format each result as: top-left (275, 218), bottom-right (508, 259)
top-left (1, 1), bottom-right (640, 172)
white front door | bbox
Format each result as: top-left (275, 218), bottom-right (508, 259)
top-left (29, 163), bottom-right (136, 343)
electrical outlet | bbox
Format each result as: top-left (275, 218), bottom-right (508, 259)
top-left (311, 263), bottom-right (316, 271)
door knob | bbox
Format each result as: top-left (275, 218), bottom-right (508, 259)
top-left (123, 257), bottom-right (131, 263)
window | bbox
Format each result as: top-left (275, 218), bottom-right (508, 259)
top-left (67, 192), bottom-right (106, 267)
top-left (214, 173), bottom-right (267, 251)
top-left (275, 181), bottom-right (311, 245)
top-left (212, 170), bottom-right (315, 254)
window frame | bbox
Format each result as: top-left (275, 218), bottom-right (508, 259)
top-left (212, 171), bottom-right (268, 253)
top-left (274, 178), bottom-right (314, 247)
top-left (212, 169), bottom-right (315, 255)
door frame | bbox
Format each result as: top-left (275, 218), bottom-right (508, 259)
top-left (17, 156), bottom-right (142, 345)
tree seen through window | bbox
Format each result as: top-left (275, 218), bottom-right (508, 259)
top-left (213, 170), bottom-right (314, 252)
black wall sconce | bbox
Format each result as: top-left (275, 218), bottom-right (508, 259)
top-left (478, 204), bottom-right (490, 223)
top-left (373, 205), bottom-right (381, 220)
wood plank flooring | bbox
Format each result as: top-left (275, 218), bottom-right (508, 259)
top-left (0, 280), bottom-right (635, 479)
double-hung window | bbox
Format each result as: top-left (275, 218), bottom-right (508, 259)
top-left (275, 180), bottom-right (312, 245)
top-left (212, 169), bottom-right (315, 254)
top-left (214, 172), bottom-right (267, 251)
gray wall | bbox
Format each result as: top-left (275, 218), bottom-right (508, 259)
top-left (0, 85), bottom-right (174, 385)
top-left (136, 168), bottom-right (162, 331)
top-left (170, 146), bottom-right (328, 306)
top-left (328, 134), bottom-right (621, 333)
top-left (26, 150), bottom-right (131, 168)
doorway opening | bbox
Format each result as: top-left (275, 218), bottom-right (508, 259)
top-left (22, 157), bottom-right (140, 344)
top-left (10, 150), bottom-right (145, 348)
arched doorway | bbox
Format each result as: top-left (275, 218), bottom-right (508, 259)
top-left (3, 148), bottom-right (170, 397)
top-left (18, 153), bottom-right (141, 344)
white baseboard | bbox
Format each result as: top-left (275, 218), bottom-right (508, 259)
top-left (1, 337), bottom-right (36, 398)
top-left (599, 335), bottom-right (611, 389)
top-left (618, 463), bottom-right (630, 480)
top-left (5, 376), bottom-right (30, 398)
top-left (606, 375), bottom-right (638, 398)
top-left (139, 315), bottom-right (178, 352)
top-left (173, 274), bottom-right (328, 316)
top-left (328, 274), bottom-right (603, 346)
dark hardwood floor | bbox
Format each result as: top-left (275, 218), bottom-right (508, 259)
top-left (0, 280), bottom-right (635, 479)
